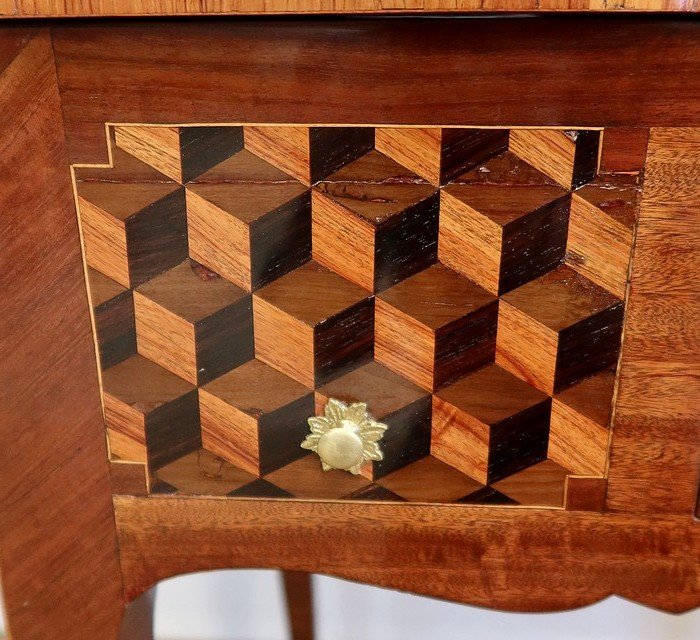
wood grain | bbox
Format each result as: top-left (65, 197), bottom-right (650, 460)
top-left (187, 150), bottom-right (311, 291)
top-left (0, 29), bottom-right (124, 640)
top-left (440, 156), bottom-right (569, 295)
top-left (200, 359), bottom-right (313, 475)
top-left (89, 267), bottom-right (137, 369)
top-left (377, 455), bottom-right (483, 503)
top-left (155, 449), bottom-right (256, 496)
top-left (375, 127), bottom-right (508, 185)
top-left (375, 263), bottom-right (498, 390)
top-left (245, 126), bottom-right (373, 185)
top-left (134, 259), bottom-right (254, 384)
top-left (565, 476), bottom-right (608, 512)
top-left (265, 454), bottom-right (372, 500)
top-left (77, 181), bottom-right (188, 288)
top-left (312, 150), bottom-right (439, 292)
top-left (115, 125), bottom-right (182, 182)
top-left (566, 174), bottom-right (639, 298)
top-left (102, 355), bottom-right (201, 470)
top-left (316, 361), bottom-right (432, 480)
top-left (4, 0), bottom-right (698, 17)
top-left (492, 460), bottom-right (570, 508)
top-left (548, 369), bottom-right (614, 476)
top-left (115, 125), bottom-right (244, 183)
top-left (509, 129), bottom-right (600, 189)
top-left (283, 571), bottom-right (315, 640)
top-left (253, 261), bottom-right (374, 387)
top-left (599, 128), bottom-right (649, 174)
top-left (496, 266), bottom-right (624, 394)
top-left (432, 364), bottom-right (551, 484)
top-left (110, 460), bottom-right (149, 496)
top-left (606, 128), bottom-right (700, 515)
top-left (51, 19), bottom-right (700, 166)
top-left (115, 496), bottom-right (700, 613)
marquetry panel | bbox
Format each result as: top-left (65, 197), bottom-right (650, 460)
top-left (74, 123), bottom-right (643, 509)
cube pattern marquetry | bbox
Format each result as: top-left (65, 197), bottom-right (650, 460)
top-left (74, 124), bottom-right (645, 510)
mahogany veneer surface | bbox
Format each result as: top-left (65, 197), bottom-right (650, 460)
top-left (1, 22), bottom-right (698, 637)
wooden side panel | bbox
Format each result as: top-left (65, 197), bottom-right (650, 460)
top-left (607, 128), bottom-right (700, 514)
top-left (0, 30), bottom-right (124, 640)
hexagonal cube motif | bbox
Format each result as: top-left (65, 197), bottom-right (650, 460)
top-left (199, 359), bottom-right (314, 476)
top-left (134, 259), bottom-right (253, 385)
top-left (491, 459), bottom-right (571, 508)
top-left (548, 368), bottom-right (615, 476)
top-left (376, 455), bottom-right (484, 503)
top-left (496, 265), bottom-right (624, 394)
top-left (186, 149), bottom-right (311, 291)
top-left (244, 126), bottom-right (375, 185)
top-left (114, 125), bottom-right (245, 183)
top-left (566, 174), bottom-right (639, 299)
top-left (375, 127), bottom-right (510, 185)
top-left (263, 454), bottom-right (374, 500)
top-left (315, 361), bottom-right (432, 481)
top-left (102, 355), bottom-right (201, 471)
top-left (77, 181), bottom-right (188, 288)
top-left (312, 150), bottom-right (439, 292)
top-left (88, 268), bottom-right (136, 370)
top-left (253, 261), bottom-right (374, 387)
top-left (439, 151), bottom-right (570, 296)
top-left (375, 263), bottom-right (498, 391)
top-left (432, 364), bottom-right (551, 485)
top-left (154, 449), bottom-right (257, 496)
top-left (509, 129), bottom-right (600, 189)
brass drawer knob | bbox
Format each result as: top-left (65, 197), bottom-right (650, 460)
top-left (301, 398), bottom-right (388, 475)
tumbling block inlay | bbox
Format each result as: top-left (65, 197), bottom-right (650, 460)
top-left (375, 127), bottom-right (509, 186)
top-left (566, 174), bottom-right (639, 299)
top-left (440, 151), bottom-right (570, 295)
top-left (313, 151), bottom-right (439, 292)
top-left (115, 125), bottom-right (244, 183)
top-left (375, 263), bottom-right (498, 391)
top-left (509, 129), bottom-right (600, 189)
top-left (377, 455), bottom-right (484, 503)
top-left (186, 149), bottom-right (311, 291)
top-left (74, 123), bottom-right (641, 507)
top-left (155, 449), bottom-right (257, 496)
top-left (253, 261), bottom-right (374, 387)
top-left (548, 369), bottom-right (615, 476)
top-left (264, 454), bottom-right (372, 500)
top-left (78, 181), bottom-right (188, 288)
top-left (432, 364), bottom-right (551, 485)
top-left (244, 126), bottom-right (375, 185)
top-left (496, 265), bottom-right (624, 394)
top-left (88, 268), bottom-right (136, 370)
top-left (492, 459), bottom-right (571, 508)
top-left (134, 259), bottom-right (254, 385)
top-left (200, 360), bottom-right (313, 476)
top-left (316, 361), bottom-right (432, 480)
top-left (102, 355), bottom-right (200, 471)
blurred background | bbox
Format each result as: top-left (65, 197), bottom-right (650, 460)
top-left (1, 569), bottom-right (697, 639)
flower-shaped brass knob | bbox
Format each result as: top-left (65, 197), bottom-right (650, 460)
top-left (301, 398), bottom-right (388, 475)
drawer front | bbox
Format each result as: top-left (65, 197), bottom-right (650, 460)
top-left (76, 122), bottom-right (639, 511)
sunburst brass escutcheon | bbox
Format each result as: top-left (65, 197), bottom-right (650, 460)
top-left (301, 398), bottom-right (388, 474)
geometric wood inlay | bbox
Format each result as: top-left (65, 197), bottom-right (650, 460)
top-left (74, 123), bottom-right (642, 510)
